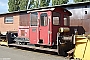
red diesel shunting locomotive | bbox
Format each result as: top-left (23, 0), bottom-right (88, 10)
top-left (12, 6), bottom-right (74, 56)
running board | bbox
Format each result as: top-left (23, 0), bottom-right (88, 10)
top-left (8, 44), bottom-right (58, 52)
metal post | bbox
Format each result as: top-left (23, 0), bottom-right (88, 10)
top-left (57, 32), bottom-right (60, 54)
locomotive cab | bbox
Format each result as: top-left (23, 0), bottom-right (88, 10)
top-left (28, 7), bottom-right (72, 47)
top-left (18, 7), bottom-right (72, 46)
top-left (16, 6), bottom-right (73, 56)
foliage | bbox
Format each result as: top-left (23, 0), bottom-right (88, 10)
top-left (8, 0), bottom-right (70, 11)
top-left (28, 0), bottom-right (50, 9)
top-left (40, 0), bottom-right (50, 7)
top-left (8, 0), bottom-right (18, 12)
top-left (74, 0), bottom-right (90, 2)
top-left (28, 0), bottom-right (34, 9)
top-left (19, 0), bottom-right (29, 10)
top-left (8, 0), bottom-right (29, 12)
top-left (52, 0), bottom-right (69, 6)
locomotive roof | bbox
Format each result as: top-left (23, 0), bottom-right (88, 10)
top-left (0, 1), bottom-right (90, 15)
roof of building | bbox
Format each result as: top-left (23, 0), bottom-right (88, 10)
top-left (60, 1), bottom-right (90, 7)
top-left (0, 10), bottom-right (27, 16)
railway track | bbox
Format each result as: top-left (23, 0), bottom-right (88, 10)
top-left (8, 43), bottom-right (58, 54)
top-left (0, 46), bottom-right (68, 60)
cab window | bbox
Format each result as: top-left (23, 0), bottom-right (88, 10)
top-left (30, 12), bottom-right (38, 26)
top-left (40, 13), bottom-right (48, 26)
top-left (53, 12), bottom-right (60, 25)
top-left (64, 15), bottom-right (70, 26)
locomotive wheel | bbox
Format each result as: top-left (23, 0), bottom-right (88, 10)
top-left (15, 41), bottom-right (27, 45)
top-left (58, 45), bottom-right (67, 56)
top-left (35, 44), bottom-right (40, 47)
top-left (22, 42), bottom-right (27, 45)
top-left (21, 42), bottom-right (25, 45)
top-left (15, 41), bottom-right (20, 45)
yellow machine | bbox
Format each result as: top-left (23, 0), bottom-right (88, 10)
top-left (73, 35), bottom-right (90, 60)
top-left (0, 40), bottom-right (8, 46)
top-left (0, 32), bottom-right (8, 46)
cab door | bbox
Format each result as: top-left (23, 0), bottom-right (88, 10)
top-left (30, 12), bottom-right (38, 44)
top-left (38, 12), bottom-right (50, 45)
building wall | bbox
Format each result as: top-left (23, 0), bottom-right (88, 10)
top-left (64, 3), bottom-right (90, 35)
top-left (0, 14), bottom-right (20, 33)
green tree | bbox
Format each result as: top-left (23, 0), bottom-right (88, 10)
top-left (33, 0), bottom-right (39, 8)
top-left (74, 0), bottom-right (90, 2)
top-left (8, 0), bottom-right (19, 12)
top-left (40, 0), bottom-right (50, 7)
top-left (28, 0), bottom-right (50, 9)
top-left (8, 0), bottom-right (29, 12)
top-left (28, 0), bottom-right (34, 9)
top-left (28, 0), bottom-right (38, 9)
top-left (52, 0), bottom-right (69, 6)
top-left (19, 0), bottom-right (29, 10)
